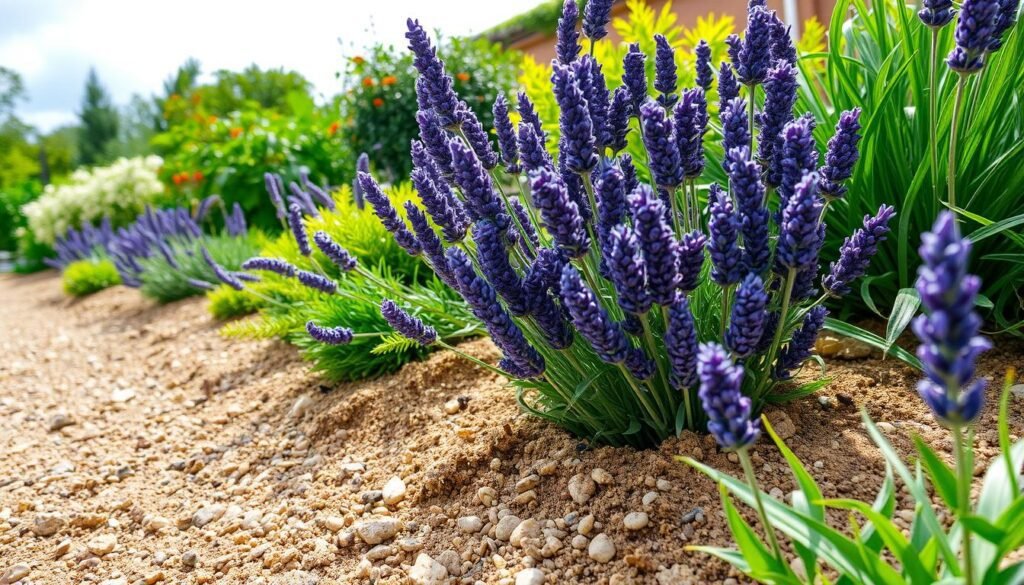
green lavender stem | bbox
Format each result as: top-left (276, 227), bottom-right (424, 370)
top-left (739, 447), bottom-right (785, 562)
top-left (948, 75), bottom-right (967, 222)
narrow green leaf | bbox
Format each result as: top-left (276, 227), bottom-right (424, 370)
top-left (823, 318), bottom-right (922, 369)
top-left (912, 435), bottom-right (960, 510)
top-left (885, 288), bottom-right (920, 353)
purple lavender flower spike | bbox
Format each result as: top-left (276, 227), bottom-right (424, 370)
top-left (988, 0), bottom-right (1020, 50)
top-left (626, 348), bottom-right (657, 380)
top-left (201, 247), bottom-right (244, 291)
top-left (313, 231), bottom-right (358, 272)
top-left (726, 147), bottom-right (771, 275)
top-left (509, 199), bottom-right (539, 253)
top-left (721, 98), bottom-right (751, 171)
top-left (416, 110), bottom-right (455, 180)
top-left (581, 57), bottom-right (611, 151)
top-left (769, 15), bottom-right (798, 66)
top-left (448, 140), bottom-right (503, 222)
top-left (725, 274), bottom-right (769, 357)
top-left (695, 40), bottom-right (713, 91)
top-left (666, 292), bottom-right (699, 388)
top-left (517, 91), bottom-right (545, 140)
top-left (405, 203), bottom-right (457, 287)
top-left (607, 224), bottom-right (652, 315)
top-left (529, 167), bottom-right (590, 258)
top-left (718, 61), bottom-right (739, 108)
top-left (194, 194), bottom-right (220, 223)
top-left (353, 152), bottom-right (369, 208)
top-left (920, 0), bottom-right (955, 27)
top-left (823, 205), bottom-right (895, 297)
top-left (791, 262), bottom-right (821, 302)
top-left (654, 34), bottom-right (678, 107)
top-left (305, 321), bottom-right (353, 345)
top-left (532, 293), bottom-right (574, 350)
top-left (777, 117), bottom-right (818, 210)
top-left (912, 212), bottom-right (991, 425)
top-left (493, 95), bottom-right (521, 174)
top-left (758, 62), bottom-right (798, 188)
top-left (225, 202), bottom-right (247, 237)
top-left (456, 101), bottom-right (498, 170)
top-left (677, 231), bottom-right (707, 293)
top-left (381, 299), bottom-right (437, 346)
top-left (264, 173), bottom-right (286, 219)
top-left (358, 172), bottom-right (422, 256)
top-left (630, 185), bottom-right (681, 304)
top-left (946, 0), bottom-right (1000, 72)
top-left (518, 122), bottom-right (553, 174)
top-left (775, 305), bottom-right (827, 379)
top-left (287, 203), bottom-right (312, 256)
top-left (187, 278), bottom-right (215, 291)
top-left (620, 154), bottom-right (639, 194)
top-left (738, 7), bottom-right (773, 85)
top-left (474, 218), bottom-right (529, 315)
top-left (707, 184), bottom-right (743, 286)
top-left (410, 167), bottom-right (467, 243)
top-left (552, 64), bottom-right (598, 174)
top-left (595, 163), bottom-right (628, 244)
top-left (607, 86), bottom-right (632, 154)
top-left (583, 0), bottom-right (613, 41)
top-left (448, 247), bottom-right (545, 377)
top-left (777, 172), bottom-right (824, 271)
top-left (301, 171), bottom-right (335, 210)
top-left (674, 89), bottom-right (707, 179)
top-left (726, 34), bottom-right (742, 69)
top-left (819, 108), bottom-right (863, 199)
top-left (556, 0), bottom-right (581, 64)
top-left (296, 270), bottom-right (338, 294)
top-left (640, 100), bottom-right (684, 189)
top-left (560, 264), bottom-right (631, 364)
top-left (242, 257), bottom-right (297, 277)
top-left (406, 19), bottom-right (460, 126)
top-left (622, 43), bottom-right (648, 111)
top-left (698, 342), bottom-right (760, 450)
top-left (233, 272), bottom-right (261, 283)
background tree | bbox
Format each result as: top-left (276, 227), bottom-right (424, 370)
top-left (77, 68), bottom-right (119, 166)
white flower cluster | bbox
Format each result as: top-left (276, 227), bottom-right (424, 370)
top-left (23, 156), bottom-right (166, 245)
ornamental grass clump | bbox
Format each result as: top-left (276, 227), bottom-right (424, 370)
top-left (353, 0), bottom-right (895, 447)
top-left (685, 211), bottom-right (1024, 585)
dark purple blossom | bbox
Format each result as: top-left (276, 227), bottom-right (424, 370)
top-left (529, 167), bottom-right (590, 258)
top-left (775, 306), bottom-right (827, 379)
top-left (416, 110), bottom-right (455, 179)
top-left (674, 89), bottom-right (707, 178)
top-left (200, 247), bottom-right (244, 291)
top-left (607, 86), bottom-right (632, 153)
top-left (912, 212), bottom-right (991, 425)
top-left (580, 57), bottom-right (611, 151)
top-left (707, 184), bottom-right (743, 286)
top-left (726, 34), bottom-right (742, 70)
top-left (359, 172), bottom-right (423, 256)
top-left (718, 61), bottom-right (739, 107)
top-left (989, 0), bottom-right (1020, 50)
top-left (946, 0), bottom-right (1000, 72)
top-left (313, 231), bottom-right (358, 272)
top-left (626, 348), bottom-right (657, 380)
top-left (607, 224), bottom-right (651, 314)
top-left (654, 34), bottom-right (678, 106)
top-left (449, 140), bottom-right (503, 222)
top-left (517, 91), bottom-right (545, 140)
top-left (405, 203), bottom-right (456, 287)
top-left (306, 321), bottom-right (353, 345)
top-left (630, 185), bottom-right (680, 304)
top-left (920, 0), bottom-right (955, 27)
top-left (194, 194), bottom-right (220, 223)
top-left (474, 218), bottom-right (529, 316)
top-left (622, 43), bottom-right (648, 111)
top-left (737, 7), bottom-right (773, 85)
top-left (552, 64), bottom-right (598, 174)
top-left (819, 108), bottom-right (863, 199)
top-left (556, 0), bottom-right (581, 64)
top-left (698, 343), bottom-right (760, 450)
top-left (492, 95), bottom-right (521, 174)
top-left (518, 122), bottom-right (553, 174)
top-left (758, 62), bottom-right (798, 188)
top-left (264, 173), bottom-right (286, 219)
top-left (187, 278), bottom-right (215, 291)
top-left (225, 202), bottom-right (247, 237)
top-left (410, 167), bottom-right (467, 243)
top-left (776, 172), bottom-right (824, 271)
top-left (560, 265), bottom-right (631, 364)
top-left (665, 292), bottom-right (699, 388)
top-left (769, 15), bottom-right (798, 66)
top-left (695, 40), bottom-right (713, 91)
top-left (242, 257), bottom-right (296, 277)
top-left (296, 270), bottom-right (338, 294)
top-left (678, 231), bottom-right (707, 293)
top-left (583, 0), bottom-right (614, 41)
top-left (640, 100), bottom-right (684, 188)
top-left (777, 117), bottom-right (818, 210)
top-left (511, 199), bottom-right (540, 252)
top-left (823, 205), bottom-right (896, 297)
top-left (725, 274), bottom-right (769, 357)
top-left (287, 204), bottom-right (312, 256)
top-left (301, 170), bottom-right (335, 210)
top-left (406, 19), bottom-right (460, 126)
top-left (456, 101), bottom-right (498, 169)
top-left (381, 299), bottom-right (437, 345)
top-left (620, 154), bottom-right (639, 193)
top-left (721, 98), bottom-right (750, 169)
top-left (726, 147), bottom-right (771, 275)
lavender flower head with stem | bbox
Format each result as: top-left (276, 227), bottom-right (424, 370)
top-left (556, 0), bottom-right (581, 64)
top-left (560, 264), bottom-right (631, 364)
top-left (353, 152), bottom-right (370, 208)
top-left (474, 218), bottom-right (529, 316)
top-left (707, 184), bottom-right (743, 286)
top-left (654, 34), bottom-right (678, 106)
top-left (819, 108), bottom-right (863, 199)
top-left (775, 305), bottom-right (827, 379)
top-left (492, 94), bottom-right (521, 174)
top-left (583, 0), bottom-right (613, 41)
top-left (677, 231), bottom-right (708, 293)
top-left (296, 269), bottom-right (338, 294)
top-left (552, 63), bottom-right (598, 174)
top-left (726, 147), bottom-right (771, 276)
top-left (822, 205), bottom-right (896, 297)
top-left (306, 321), bottom-right (353, 345)
top-left (946, 0), bottom-right (1001, 73)
top-left (201, 247), bottom-right (245, 291)
top-left (695, 40), bottom-right (713, 91)
top-left (622, 43), bottom-right (648, 110)
top-left (777, 116), bottom-right (818, 210)
top-left (640, 100), bottom-right (684, 189)
top-left (777, 172), bottom-right (824, 271)
top-left (607, 224), bottom-right (651, 315)
top-left (698, 342), bottom-right (760, 450)
top-left (406, 18), bottom-right (460, 126)
top-left (313, 231), bottom-right (358, 272)
top-left (675, 89), bottom-right (707, 178)
top-left (448, 140), bottom-right (504, 221)
top-left (529, 167), bottom-right (590, 258)
top-left (358, 172), bottom-right (422, 256)
top-left (242, 257), bottom-right (296, 277)
top-left (666, 292), bottom-right (699, 388)
top-left (607, 86), bottom-right (632, 153)
top-left (758, 62), bottom-right (798, 188)
top-left (264, 173), bottom-right (286, 219)
top-left (381, 299), bottom-right (437, 346)
top-left (287, 203), bottom-right (311, 256)
top-left (912, 212), bottom-right (991, 426)
top-left (737, 7), bottom-right (773, 85)
top-left (725, 274), bottom-right (769, 357)
top-left (989, 0), bottom-right (1021, 50)
top-left (629, 185), bottom-right (681, 304)
top-left (721, 98), bottom-right (751, 167)
top-left (919, 0), bottom-right (955, 27)
top-left (456, 101), bottom-right (498, 169)
top-left (718, 61), bottom-right (739, 107)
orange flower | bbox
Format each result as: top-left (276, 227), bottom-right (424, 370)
top-left (372, 97), bottom-right (385, 107)
top-left (207, 115), bottom-right (218, 125)
top-left (190, 92), bottom-right (202, 105)
top-left (327, 120), bottom-right (341, 136)
top-left (172, 172), bottom-right (187, 185)
top-left (456, 72), bottom-right (470, 82)
top-left (352, 55), bottom-right (366, 65)
top-left (381, 75), bottom-right (397, 86)
top-left (193, 171), bottom-right (204, 182)
top-left (362, 76), bottom-right (375, 87)
top-left (229, 127), bottom-right (243, 139)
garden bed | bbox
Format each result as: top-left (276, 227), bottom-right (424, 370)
top-left (0, 272), bottom-right (1021, 584)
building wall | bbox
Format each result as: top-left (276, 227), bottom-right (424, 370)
top-left (507, 0), bottom-right (835, 64)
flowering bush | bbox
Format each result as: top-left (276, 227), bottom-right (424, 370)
top-left (686, 212), bottom-right (1024, 585)
top-left (341, 36), bottom-right (520, 183)
top-left (22, 156), bottom-right (165, 246)
top-left (329, 0), bottom-right (903, 447)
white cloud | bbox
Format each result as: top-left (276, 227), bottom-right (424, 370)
top-left (0, 0), bottom-right (544, 131)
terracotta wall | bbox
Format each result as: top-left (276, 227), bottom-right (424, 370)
top-left (506, 0), bottom-right (836, 63)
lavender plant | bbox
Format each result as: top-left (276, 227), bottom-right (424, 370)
top-left (685, 211), bottom-right (1024, 585)
top-left (345, 2), bottom-right (897, 446)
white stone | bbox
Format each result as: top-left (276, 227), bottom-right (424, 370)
top-left (567, 473), bottom-right (596, 504)
top-left (355, 518), bottom-right (402, 545)
top-left (623, 511), bottom-right (649, 530)
top-left (192, 504), bottom-right (225, 528)
top-left (509, 518), bottom-right (541, 547)
top-left (588, 533), bottom-right (616, 563)
top-left (457, 516), bottom-right (483, 533)
top-left (494, 515), bottom-right (521, 541)
top-left (289, 395), bottom-right (314, 419)
top-left (382, 476), bottom-right (407, 506)
top-left (408, 553), bottom-right (448, 585)
top-left (31, 512), bottom-right (64, 537)
top-left (515, 568), bottom-right (545, 585)
top-left (110, 388), bottom-right (136, 403)
top-left (87, 534), bottom-right (117, 556)
top-left (590, 468), bottom-right (613, 485)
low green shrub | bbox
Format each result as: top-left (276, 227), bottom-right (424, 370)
top-left (62, 258), bottom-right (121, 296)
top-left (207, 284), bottom-right (264, 320)
top-left (139, 232), bottom-right (261, 303)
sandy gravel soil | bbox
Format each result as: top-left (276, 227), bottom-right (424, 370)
top-left (0, 272), bottom-right (1020, 585)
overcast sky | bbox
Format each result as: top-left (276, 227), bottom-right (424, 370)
top-left (0, 0), bottom-right (545, 132)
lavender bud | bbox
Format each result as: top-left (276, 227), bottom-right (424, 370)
top-left (988, 0), bottom-right (1019, 50)
top-left (264, 173), bottom-right (286, 219)
top-left (358, 172), bottom-right (422, 256)
top-left (626, 348), bottom-right (657, 380)
top-left (448, 140), bottom-right (504, 222)
top-left (242, 257), bottom-right (297, 277)
top-left (718, 61), bottom-right (739, 107)
top-left (552, 64), bottom-right (598, 174)
top-left (819, 108), bottom-right (863, 199)
top-left (410, 165), bottom-right (467, 243)
top-left (492, 95), bottom-right (521, 174)
top-left (406, 19), bottom-right (460, 126)
top-left (296, 270), bottom-right (338, 294)
top-left (622, 43), bottom-right (648, 111)
top-left (187, 278), bottom-right (215, 291)
top-left (556, 0), bottom-right (582, 64)
top-left (777, 173), bottom-right (824, 271)
top-left (456, 101), bottom-right (498, 169)
top-left (698, 342), bottom-right (760, 450)
top-left (474, 218), bottom-right (528, 315)
top-left (607, 224), bottom-right (651, 314)
top-left (946, 0), bottom-right (1000, 73)
top-left (677, 231), bottom-right (708, 293)
top-left (912, 212), bottom-right (991, 425)
top-left (777, 117), bottom-right (818, 210)
top-left (620, 153), bottom-right (639, 193)
top-left (654, 34), bottom-right (678, 106)
top-left (580, 57), bottom-right (611, 151)
top-left (674, 89), bottom-right (707, 178)
top-left (201, 247), bottom-right (244, 291)
top-left (707, 184), bottom-right (743, 286)
top-left (510, 199), bottom-right (540, 251)
top-left (518, 122), bottom-right (553, 174)
top-left (758, 62), bottom-right (798, 188)
top-left (583, 0), bottom-right (613, 41)
top-left (353, 153), bottom-right (369, 208)
top-left (665, 292), bottom-right (699, 388)
top-left (301, 172), bottom-right (335, 211)
top-left (726, 147), bottom-right (771, 275)
top-left (640, 100), bottom-right (684, 188)
top-left (404, 203), bottom-right (457, 288)
top-left (194, 194), bottom-right (220, 222)
top-left (738, 7), bottom-right (773, 85)
top-left (529, 167), bottom-right (590, 258)
top-left (287, 204), bottom-right (311, 256)
top-left (607, 86), bottom-right (632, 154)
top-left (630, 185), bottom-right (680, 304)
top-left (695, 40), bottom-right (713, 91)
top-left (721, 98), bottom-right (750, 170)
top-left (560, 264), bottom-right (631, 364)
top-left (823, 205), bottom-right (895, 297)
top-left (769, 16), bottom-right (798, 66)
top-left (725, 274), bottom-right (769, 357)
top-left (313, 231), bottom-right (358, 272)
top-left (517, 92), bottom-right (545, 141)
top-left (305, 321), bottom-right (353, 345)
top-left (381, 299), bottom-right (437, 345)
top-left (775, 306), bottom-right (827, 379)
top-left (416, 110), bottom-right (455, 180)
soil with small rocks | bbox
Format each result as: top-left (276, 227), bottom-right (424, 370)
top-left (0, 271), bottom-right (1021, 585)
